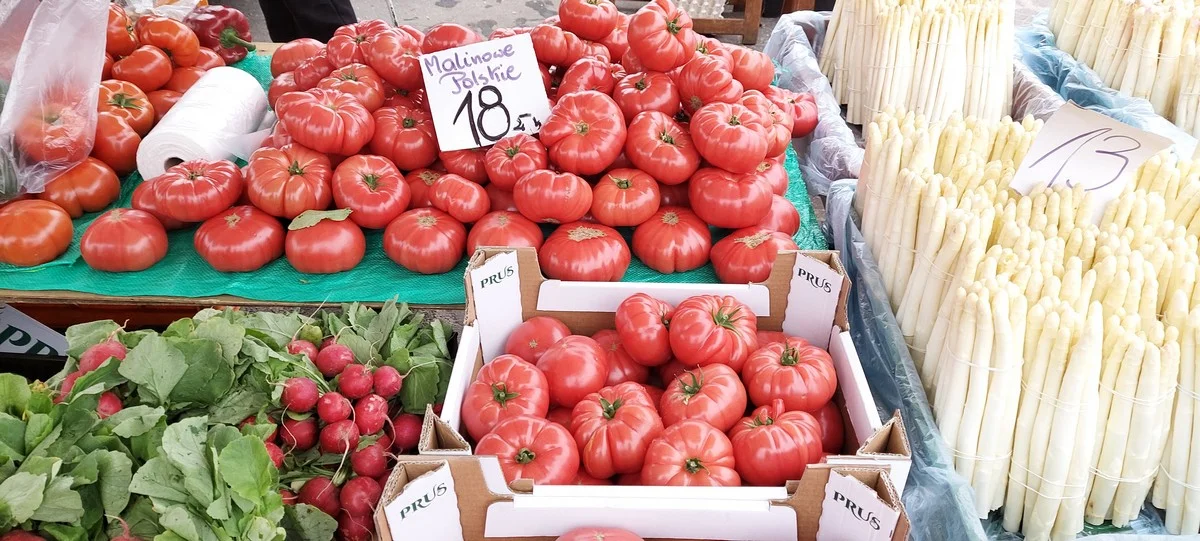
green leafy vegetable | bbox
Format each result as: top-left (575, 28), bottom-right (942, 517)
top-left (119, 336), bottom-right (187, 406)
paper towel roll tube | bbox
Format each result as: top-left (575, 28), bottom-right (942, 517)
top-left (136, 66), bottom-right (270, 178)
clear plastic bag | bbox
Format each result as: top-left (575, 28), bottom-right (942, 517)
top-left (0, 0), bottom-right (107, 201)
top-left (118, 0), bottom-right (203, 21)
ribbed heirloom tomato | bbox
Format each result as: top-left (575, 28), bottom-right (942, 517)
top-left (318, 63), bottom-right (385, 111)
top-left (558, 58), bottom-right (617, 96)
top-left (0, 200), bottom-right (73, 267)
top-left (485, 133), bottom-right (548, 190)
top-left (751, 158), bottom-right (788, 196)
top-left (600, 12), bottom-right (631, 60)
top-left (429, 174), bottom-right (489, 223)
top-left (765, 86), bottom-right (819, 137)
top-left (293, 51), bottom-right (335, 89)
top-left (688, 167), bottom-right (770, 229)
top-left (729, 47), bottom-right (774, 92)
top-left (475, 415), bottom-right (579, 485)
top-left (327, 20), bottom-right (390, 67)
top-left (669, 295), bottom-right (758, 370)
top-left (624, 111), bottom-right (698, 185)
top-left (136, 16), bottom-right (200, 67)
top-left (613, 73), bottom-right (680, 123)
top-left (675, 56), bottom-right (742, 115)
top-left (593, 330), bottom-right (650, 385)
top-left (147, 159), bottom-right (243, 223)
top-left (194, 49), bottom-right (225, 70)
top-left (539, 91), bottom-right (627, 176)
top-left (692, 37), bottom-right (733, 67)
top-left (131, 182), bottom-right (183, 230)
top-left (742, 337), bottom-right (837, 412)
top-left (245, 144), bottom-right (332, 219)
top-left (759, 194), bottom-right (801, 236)
top-left (271, 38), bottom-right (324, 77)
top-left (632, 206), bottom-right (711, 274)
top-left (331, 155), bottom-right (410, 229)
top-left (571, 382), bottom-right (664, 478)
top-left (710, 227), bottom-right (798, 284)
top-left (505, 317), bottom-right (571, 364)
top-left (628, 0), bottom-right (698, 72)
top-left (557, 528), bottom-right (643, 541)
top-left (284, 209), bottom-right (366, 273)
top-left (690, 102), bottom-right (768, 174)
top-left (729, 400), bottom-right (823, 486)
top-left (92, 113), bottom-right (141, 176)
top-left (462, 354), bottom-right (550, 441)
top-left (194, 206), bottom-right (286, 272)
top-left (536, 335), bottom-right (609, 408)
top-left (467, 211), bottom-right (543, 253)
top-left (99, 80), bottom-right (154, 136)
top-left (440, 148), bottom-right (489, 184)
top-left (38, 158), bottom-right (120, 218)
top-left (268, 73), bottom-right (300, 109)
top-left (420, 23), bottom-right (483, 54)
top-left (15, 103), bottom-right (89, 165)
top-left (362, 28), bottom-right (422, 90)
top-left (370, 105), bottom-right (437, 170)
top-left (406, 168), bottom-right (444, 208)
top-left (540, 222), bottom-right (630, 281)
top-left (659, 363), bottom-right (747, 431)
top-left (514, 170), bottom-right (592, 224)
top-left (80, 209), bottom-right (168, 272)
top-left (146, 90), bottom-right (181, 124)
top-left (106, 3), bottom-right (137, 57)
top-left (559, 0), bottom-right (619, 40)
top-left (530, 24), bottom-right (585, 68)
top-left (164, 67), bottom-right (205, 93)
top-left (276, 88), bottom-right (375, 156)
top-left (487, 184), bottom-right (518, 212)
top-left (813, 401), bottom-right (845, 453)
top-left (382, 208), bottom-right (466, 274)
top-left (642, 420), bottom-right (739, 486)
top-left (740, 90), bottom-right (793, 157)
top-left (591, 168), bottom-right (660, 227)
top-left (614, 293), bottom-right (674, 367)
top-left (112, 46), bottom-right (172, 92)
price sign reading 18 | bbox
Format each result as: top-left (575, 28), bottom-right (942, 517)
top-left (419, 34), bottom-right (552, 151)
top-left (1009, 103), bottom-right (1172, 224)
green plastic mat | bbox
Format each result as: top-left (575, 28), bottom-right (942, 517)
top-left (0, 54), bottom-right (828, 305)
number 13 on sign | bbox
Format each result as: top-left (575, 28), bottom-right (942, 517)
top-left (1009, 103), bottom-right (1172, 224)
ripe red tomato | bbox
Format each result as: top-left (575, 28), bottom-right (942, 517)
top-left (559, 0), bottom-right (619, 40)
top-left (14, 103), bottom-right (89, 165)
top-left (271, 38), bottom-right (325, 77)
top-left (669, 295), bottom-right (758, 370)
top-left (110, 45), bottom-right (171, 93)
top-left (99, 80), bottom-right (154, 136)
top-left (631, 207), bottom-right (710, 274)
top-left (728, 47), bottom-right (774, 92)
top-left (688, 167), bottom-right (771, 229)
top-left (674, 55), bottom-right (743, 115)
top-left (558, 58), bottom-right (616, 96)
top-left (369, 105), bottom-right (437, 170)
top-left (439, 148), bottom-right (489, 184)
top-left (591, 168), bottom-right (659, 227)
top-left (729, 400), bottom-right (823, 486)
top-left (593, 330), bottom-right (650, 385)
top-left (506, 317), bottom-right (572, 364)
top-left (331, 155), bottom-right (410, 229)
top-left (164, 67), bottom-right (206, 94)
top-left (758, 195), bottom-right (800, 236)
top-left (475, 415), bottom-right (579, 485)
top-left (106, 4), bottom-right (137, 57)
top-left (692, 37), bottom-right (733, 68)
top-left (536, 335), bottom-right (609, 408)
top-left (382, 208), bottom-right (466, 274)
top-left (741, 90), bottom-right (792, 157)
top-left (293, 50), bottom-right (335, 90)
top-left (514, 170), bottom-right (592, 224)
top-left (742, 337), bottom-right (837, 412)
top-left (764, 86), bottom-right (819, 137)
top-left (690, 102), bottom-right (768, 174)
top-left (710, 227), bottom-right (798, 284)
top-left (194, 205), bottom-right (286, 272)
top-left (429, 174), bottom-right (490, 223)
top-left (642, 420), bottom-right (739, 486)
top-left (146, 90), bottom-right (181, 124)
top-left (614, 293), bottom-right (674, 367)
top-left (757, 331), bottom-right (788, 347)
top-left (627, 0), bottom-right (697, 72)
top-left (557, 528), bottom-right (643, 541)
top-left (327, 20), bottom-right (390, 67)
top-left (276, 88), bottom-right (375, 156)
top-left (659, 363), bottom-right (747, 431)
top-left (91, 113), bottom-right (140, 176)
top-left (624, 112), bottom-right (698, 186)
top-left (421, 23), bottom-right (483, 53)
top-left (613, 73), bottom-right (680, 123)
top-left (38, 158), bottom-right (120, 218)
top-left (0, 200), bottom-right (73, 266)
top-left (79, 209), bottom-right (168, 272)
top-left (462, 354), bottom-right (551, 441)
top-left (146, 159), bottom-right (242, 223)
top-left (487, 184), bottom-right (518, 212)
top-left (135, 16), bottom-right (200, 67)
top-left (539, 91), bottom-right (627, 175)
top-left (363, 28), bottom-right (422, 91)
top-left (318, 63), bottom-right (386, 111)
top-left (102, 54), bottom-right (114, 81)
top-left (813, 401), bottom-right (845, 453)
top-left (131, 181), bottom-right (183, 229)
top-left (285, 209), bottom-right (366, 273)
top-left (548, 408), bottom-right (575, 431)
top-left (539, 222), bottom-right (631, 281)
top-left (193, 48), bottom-right (225, 71)
top-left (245, 144), bottom-right (332, 219)
top-left (404, 168), bottom-right (444, 208)
top-left (485, 134), bottom-right (548, 190)
top-left (268, 72), bottom-right (300, 109)
top-left (658, 182), bottom-right (689, 208)
top-left (467, 211), bottom-right (544, 253)
top-left (750, 159), bottom-right (788, 196)
top-left (571, 382), bottom-right (663, 478)
top-left (530, 24), bottom-right (586, 67)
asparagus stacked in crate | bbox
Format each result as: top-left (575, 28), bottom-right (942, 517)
top-left (858, 109), bottom-right (1200, 538)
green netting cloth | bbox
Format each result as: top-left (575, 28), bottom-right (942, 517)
top-left (0, 54), bottom-right (827, 305)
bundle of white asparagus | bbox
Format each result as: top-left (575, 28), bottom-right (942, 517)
top-left (819, 0), bottom-right (1014, 124)
top-left (857, 109), bottom-right (1200, 538)
top-left (1049, 0), bottom-right (1200, 133)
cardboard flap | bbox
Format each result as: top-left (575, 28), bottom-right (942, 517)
top-left (420, 404), bottom-right (471, 455)
top-left (816, 470), bottom-right (901, 540)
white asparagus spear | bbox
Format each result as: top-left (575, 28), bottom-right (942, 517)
top-left (1004, 309), bottom-right (1063, 533)
top-left (1084, 328), bottom-right (1145, 524)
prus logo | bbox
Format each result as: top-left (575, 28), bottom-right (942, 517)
top-left (832, 491), bottom-right (882, 530)
top-left (478, 265), bottom-right (515, 289)
top-left (798, 268), bottom-right (833, 293)
top-left (398, 482), bottom-right (449, 520)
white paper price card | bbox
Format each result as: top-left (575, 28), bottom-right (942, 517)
top-left (781, 255), bottom-right (843, 349)
top-left (384, 461), bottom-right (464, 541)
top-left (420, 34), bottom-right (552, 151)
top-left (0, 304), bottom-right (65, 356)
top-left (816, 471), bottom-right (900, 541)
top-left (1009, 102), bottom-right (1172, 224)
top-left (469, 250), bottom-right (523, 361)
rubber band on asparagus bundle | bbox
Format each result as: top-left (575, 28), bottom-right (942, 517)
top-left (1019, 379), bottom-right (1084, 413)
top-left (1088, 464), bottom-right (1158, 484)
top-left (1157, 465), bottom-right (1200, 492)
top-left (1007, 460), bottom-right (1088, 500)
top-left (1177, 384), bottom-right (1200, 402)
top-left (944, 346), bottom-right (1024, 373)
top-left (1099, 382), bottom-right (1177, 407)
top-left (951, 447), bottom-right (1012, 464)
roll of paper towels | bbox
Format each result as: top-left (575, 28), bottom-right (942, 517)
top-left (136, 66), bottom-right (269, 178)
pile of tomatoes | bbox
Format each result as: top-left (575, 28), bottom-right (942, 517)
top-left (463, 292), bottom-right (843, 487)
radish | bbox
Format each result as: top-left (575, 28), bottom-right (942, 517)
top-left (97, 392), bottom-right (122, 419)
top-left (110, 516), bottom-right (141, 541)
top-left (0, 531), bottom-right (46, 540)
top-left (240, 415), bottom-right (279, 442)
top-left (392, 413), bottom-right (423, 452)
top-left (264, 441), bottom-right (284, 468)
top-left (78, 339), bottom-right (126, 373)
top-left (55, 370), bottom-right (83, 403)
top-left (286, 340), bottom-right (319, 361)
top-left (281, 378), bottom-right (319, 412)
top-left (338, 364), bottom-right (373, 399)
top-left (354, 394), bottom-right (388, 435)
top-left (315, 344), bottom-right (354, 377)
top-left (351, 441), bottom-right (390, 478)
top-left (320, 419), bottom-right (361, 454)
top-left (281, 417), bottom-right (318, 451)
top-left (280, 488), bottom-right (298, 505)
top-left (298, 476), bottom-right (341, 517)
top-left (337, 512), bottom-right (374, 541)
top-left (340, 476), bottom-right (383, 517)
top-left (372, 365), bottom-right (403, 398)
top-left (316, 392), bottom-right (352, 423)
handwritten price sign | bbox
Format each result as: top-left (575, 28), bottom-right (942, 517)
top-left (1010, 103), bottom-right (1172, 223)
top-left (420, 34), bottom-right (552, 151)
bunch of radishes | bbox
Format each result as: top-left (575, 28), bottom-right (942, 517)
top-left (57, 336), bottom-right (128, 417)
